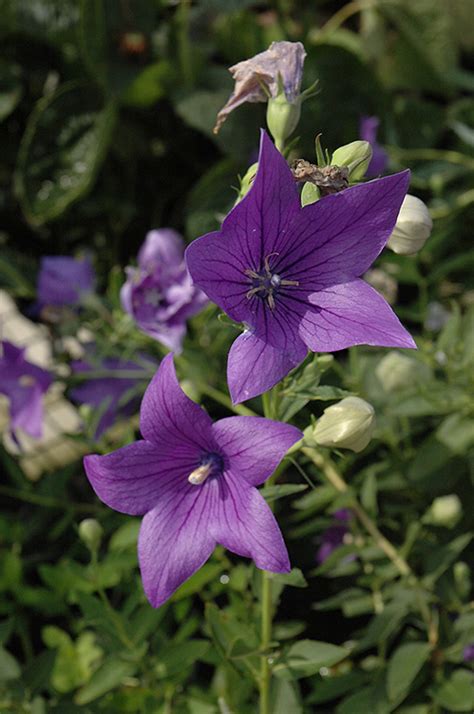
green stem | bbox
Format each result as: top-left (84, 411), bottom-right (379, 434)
top-left (259, 388), bottom-right (278, 714)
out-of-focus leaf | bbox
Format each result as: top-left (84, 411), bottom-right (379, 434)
top-left (271, 678), bottom-right (302, 713)
top-left (433, 669), bottom-right (474, 711)
top-left (0, 62), bottom-right (22, 122)
top-left (423, 533), bottom-right (472, 585)
top-left (436, 413), bottom-right (474, 453)
top-left (278, 354), bottom-right (334, 421)
top-left (74, 657), bottom-right (137, 705)
top-left (274, 640), bottom-right (348, 680)
top-left (155, 639), bottom-right (209, 678)
top-left (272, 568), bottom-right (308, 589)
top-left (263, 484), bottom-right (307, 503)
top-left (172, 562), bottom-right (223, 601)
top-left (15, 82), bottom-right (117, 225)
top-left (0, 646), bottom-right (20, 681)
top-left (386, 642), bottom-right (431, 702)
top-left (308, 671), bottom-right (368, 705)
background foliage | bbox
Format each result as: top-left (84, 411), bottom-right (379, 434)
top-left (0, 1), bottom-right (473, 712)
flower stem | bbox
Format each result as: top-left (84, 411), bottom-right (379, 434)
top-left (302, 447), bottom-right (411, 577)
top-left (259, 389), bottom-right (278, 714)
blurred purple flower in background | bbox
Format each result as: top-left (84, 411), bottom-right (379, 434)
top-left (70, 353), bottom-right (156, 439)
top-left (37, 256), bottom-right (95, 307)
top-left (214, 40), bottom-right (306, 133)
top-left (463, 644), bottom-right (474, 663)
top-left (121, 230), bottom-right (207, 352)
top-left (360, 116), bottom-right (389, 177)
top-left (0, 341), bottom-right (52, 439)
top-left (316, 509), bottom-right (353, 564)
top-left (84, 354), bottom-right (302, 607)
top-left (187, 131), bottom-right (414, 404)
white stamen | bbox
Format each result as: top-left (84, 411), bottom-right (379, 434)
top-left (188, 463), bottom-right (212, 485)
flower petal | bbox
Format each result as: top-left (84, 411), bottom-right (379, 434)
top-left (138, 486), bottom-right (216, 607)
top-left (299, 278), bottom-right (416, 351)
top-left (275, 170), bottom-right (410, 287)
top-left (140, 353), bottom-right (214, 450)
top-left (84, 440), bottom-right (198, 516)
top-left (213, 416), bottom-right (302, 486)
top-left (138, 229), bottom-right (184, 270)
top-left (227, 330), bottom-right (306, 403)
top-left (210, 476), bottom-right (290, 573)
top-left (10, 383), bottom-right (44, 438)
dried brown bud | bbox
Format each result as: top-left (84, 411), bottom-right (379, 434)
top-left (291, 161), bottom-right (349, 196)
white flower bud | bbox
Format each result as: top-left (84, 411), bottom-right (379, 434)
top-left (313, 396), bottom-right (376, 453)
top-left (79, 519), bottom-right (103, 553)
top-left (426, 494), bottom-right (462, 528)
top-left (388, 195), bottom-right (433, 256)
top-left (331, 140), bottom-right (373, 180)
top-left (375, 351), bottom-right (429, 392)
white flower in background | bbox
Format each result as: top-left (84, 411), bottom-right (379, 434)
top-left (425, 494), bottom-right (462, 528)
top-left (387, 194), bottom-right (433, 256)
top-left (375, 351), bottom-right (430, 392)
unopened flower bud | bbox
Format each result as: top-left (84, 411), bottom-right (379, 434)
top-left (426, 494), bottom-right (462, 528)
top-left (313, 396), bottom-right (375, 453)
top-left (78, 518), bottom-right (103, 553)
top-left (266, 92), bottom-right (301, 150)
top-left (331, 140), bottom-right (373, 180)
top-left (375, 351), bottom-right (429, 392)
top-left (387, 195), bottom-right (432, 256)
top-left (454, 561), bottom-right (471, 600)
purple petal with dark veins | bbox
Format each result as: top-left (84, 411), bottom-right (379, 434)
top-left (227, 330), bottom-right (306, 404)
top-left (138, 485), bottom-right (216, 607)
top-left (299, 279), bottom-right (416, 351)
top-left (213, 416), bottom-right (302, 485)
top-left (140, 353), bottom-right (214, 451)
top-left (209, 474), bottom-right (290, 572)
top-left (84, 440), bottom-right (199, 516)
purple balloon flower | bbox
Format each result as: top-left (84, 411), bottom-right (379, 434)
top-left (70, 354), bottom-right (155, 439)
top-left (38, 256), bottom-right (95, 307)
top-left (0, 341), bottom-right (52, 439)
top-left (360, 116), bottom-right (388, 177)
top-left (121, 229), bottom-right (207, 352)
top-left (84, 354), bottom-right (302, 607)
top-left (186, 131), bottom-right (415, 404)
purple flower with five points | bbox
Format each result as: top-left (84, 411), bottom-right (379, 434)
top-left (121, 230), bottom-right (207, 352)
top-left (84, 354), bottom-right (301, 607)
top-left (70, 353), bottom-right (156, 439)
top-left (0, 341), bottom-right (52, 439)
top-left (186, 131), bottom-right (415, 404)
top-left (360, 116), bottom-right (389, 177)
top-left (316, 509), bottom-right (352, 564)
top-left (38, 256), bottom-right (95, 307)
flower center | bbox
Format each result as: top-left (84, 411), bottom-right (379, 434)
top-left (244, 253), bottom-right (299, 310)
top-left (188, 452), bottom-right (223, 486)
top-left (19, 375), bottom-right (36, 387)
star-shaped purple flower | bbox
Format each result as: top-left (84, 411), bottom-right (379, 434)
top-left (186, 131), bottom-right (415, 404)
top-left (84, 354), bottom-right (301, 607)
top-left (37, 255), bottom-right (95, 307)
top-left (121, 229), bottom-right (207, 352)
top-left (0, 341), bottom-right (52, 439)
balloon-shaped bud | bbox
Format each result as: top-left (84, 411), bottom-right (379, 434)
top-left (313, 396), bottom-right (375, 453)
top-left (388, 195), bottom-right (432, 256)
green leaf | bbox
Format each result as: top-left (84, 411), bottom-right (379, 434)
top-left (74, 657), bottom-right (137, 705)
top-left (386, 642), bottom-right (431, 702)
top-left (434, 669), bottom-right (474, 712)
top-left (155, 640), bottom-right (209, 679)
top-left (355, 602), bottom-right (409, 651)
top-left (423, 533), bottom-right (473, 585)
top-left (15, 82), bottom-right (117, 225)
top-left (278, 354), bottom-right (334, 421)
top-left (272, 568), bottom-right (308, 589)
top-left (0, 62), bottom-right (22, 122)
top-left (274, 640), bottom-right (348, 680)
top-left (171, 562), bottom-right (223, 601)
top-left (271, 678), bottom-right (302, 713)
top-left (205, 603), bottom-right (259, 678)
top-left (109, 519), bottom-right (140, 551)
top-left (0, 646), bottom-right (20, 682)
top-left (263, 484), bottom-right (308, 503)
top-left (308, 671), bottom-right (368, 705)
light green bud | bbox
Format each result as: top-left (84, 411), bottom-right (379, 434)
top-left (236, 162), bottom-right (258, 203)
top-left (331, 140), bottom-right (373, 180)
top-left (426, 494), bottom-right (462, 528)
top-left (454, 561), bottom-right (471, 599)
top-left (78, 518), bottom-right (103, 553)
top-left (266, 94), bottom-right (301, 150)
top-left (375, 351), bottom-right (430, 392)
top-left (387, 194), bottom-right (433, 256)
top-left (313, 396), bottom-right (375, 453)
top-left (301, 181), bottom-right (320, 206)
